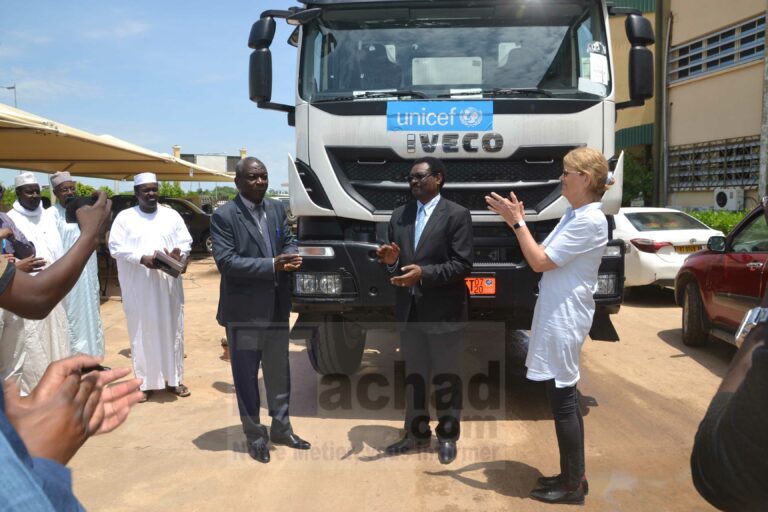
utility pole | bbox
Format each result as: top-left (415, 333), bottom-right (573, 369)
top-left (759, 0), bottom-right (768, 198)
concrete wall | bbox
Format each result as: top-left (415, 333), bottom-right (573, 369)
top-left (668, 61), bottom-right (764, 146)
top-left (670, 0), bottom-right (766, 46)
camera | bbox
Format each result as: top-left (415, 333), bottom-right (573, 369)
top-left (65, 196), bottom-right (98, 224)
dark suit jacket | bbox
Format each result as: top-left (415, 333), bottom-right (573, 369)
top-left (388, 197), bottom-right (473, 333)
top-left (211, 195), bottom-right (297, 327)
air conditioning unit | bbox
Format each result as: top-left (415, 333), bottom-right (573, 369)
top-left (713, 188), bottom-right (744, 211)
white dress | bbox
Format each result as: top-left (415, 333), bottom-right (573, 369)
top-left (47, 203), bottom-right (105, 357)
top-left (525, 202), bottom-right (608, 388)
top-left (108, 206), bottom-right (192, 391)
top-left (4, 202), bottom-right (70, 395)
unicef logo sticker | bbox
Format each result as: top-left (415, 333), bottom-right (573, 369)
top-left (459, 107), bottom-right (483, 128)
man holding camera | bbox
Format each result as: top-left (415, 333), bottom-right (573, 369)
top-left (5, 172), bottom-right (70, 394)
top-left (45, 171), bottom-right (105, 358)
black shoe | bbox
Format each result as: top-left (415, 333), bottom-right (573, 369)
top-left (437, 440), bottom-right (457, 465)
top-left (536, 475), bottom-right (589, 496)
top-left (385, 436), bottom-right (430, 455)
top-left (529, 481), bottom-right (586, 505)
top-left (248, 439), bottom-right (270, 463)
top-left (270, 431), bottom-right (311, 450)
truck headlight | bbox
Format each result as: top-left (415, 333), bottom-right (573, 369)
top-left (595, 272), bottom-right (619, 296)
top-left (294, 272), bottom-right (342, 296)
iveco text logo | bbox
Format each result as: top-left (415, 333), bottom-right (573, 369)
top-left (406, 132), bottom-right (504, 153)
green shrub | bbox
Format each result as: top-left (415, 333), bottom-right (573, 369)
top-left (686, 210), bottom-right (747, 235)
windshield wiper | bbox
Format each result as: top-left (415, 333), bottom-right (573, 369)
top-left (314, 90), bottom-right (427, 102)
top-left (440, 88), bottom-right (553, 98)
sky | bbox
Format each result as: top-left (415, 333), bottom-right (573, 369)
top-left (0, 0), bottom-right (300, 193)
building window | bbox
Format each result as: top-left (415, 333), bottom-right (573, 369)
top-left (668, 136), bottom-right (761, 191)
top-left (669, 15), bottom-right (765, 84)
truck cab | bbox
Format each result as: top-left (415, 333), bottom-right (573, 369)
top-left (248, 0), bottom-right (654, 375)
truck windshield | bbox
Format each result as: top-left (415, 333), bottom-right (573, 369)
top-left (299, 0), bottom-right (610, 102)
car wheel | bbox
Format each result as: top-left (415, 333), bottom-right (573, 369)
top-left (682, 281), bottom-right (709, 347)
top-left (202, 232), bottom-right (213, 255)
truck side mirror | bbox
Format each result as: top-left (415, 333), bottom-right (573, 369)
top-left (249, 48), bottom-right (273, 103)
top-left (628, 46), bottom-right (653, 101)
top-left (249, 17), bottom-right (276, 49)
top-left (625, 14), bottom-right (654, 46)
top-left (617, 14), bottom-right (655, 110)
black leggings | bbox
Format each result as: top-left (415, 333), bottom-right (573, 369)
top-left (545, 380), bottom-right (585, 487)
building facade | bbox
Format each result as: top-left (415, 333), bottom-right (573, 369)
top-left (663, 0), bottom-right (766, 210)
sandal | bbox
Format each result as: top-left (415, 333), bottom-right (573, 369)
top-left (167, 384), bottom-right (191, 397)
top-left (139, 390), bottom-right (154, 403)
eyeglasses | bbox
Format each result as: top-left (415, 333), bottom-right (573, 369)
top-left (561, 168), bottom-right (586, 178)
top-left (406, 173), bottom-right (435, 183)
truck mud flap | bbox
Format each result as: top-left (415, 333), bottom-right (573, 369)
top-left (589, 310), bottom-right (619, 341)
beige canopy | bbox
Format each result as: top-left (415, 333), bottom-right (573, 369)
top-left (0, 104), bottom-right (233, 182)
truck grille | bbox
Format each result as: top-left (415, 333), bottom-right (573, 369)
top-left (327, 146), bottom-right (575, 213)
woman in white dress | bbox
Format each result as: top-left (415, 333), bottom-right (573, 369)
top-left (486, 147), bottom-right (614, 505)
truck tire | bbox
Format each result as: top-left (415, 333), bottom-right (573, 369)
top-left (682, 281), bottom-right (709, 347)
top-left (306, 315), bottom-right (366, 375)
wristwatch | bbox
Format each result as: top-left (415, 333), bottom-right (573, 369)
top-left (735, 307), bottom-right (768, 346)
top-left (513, 220), bottom-right (526, 230)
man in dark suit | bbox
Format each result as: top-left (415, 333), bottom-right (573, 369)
top-left (376, 156), bottom-right (473, 464)
top-left (211, 157), bottom-right (309, 464)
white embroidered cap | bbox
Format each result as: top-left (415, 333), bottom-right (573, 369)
top-left (14, 172), bottom-right (38, 188)
top-left (134, 172), bottom-right (158, 186)
top-left (50, 171), bottom-right (74, 189)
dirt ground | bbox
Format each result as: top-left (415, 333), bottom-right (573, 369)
top-left (69, 258), bottom-right (728, 511)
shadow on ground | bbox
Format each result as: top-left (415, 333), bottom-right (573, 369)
top-left (425, 460), bottom-right (543, 498)
top-left (657, 328), bottom-right (735, 378)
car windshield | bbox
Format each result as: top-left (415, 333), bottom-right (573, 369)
top-left (625, 211), bottom-right (710, 232)
top-left (299, 0), bottom-right (610, 101)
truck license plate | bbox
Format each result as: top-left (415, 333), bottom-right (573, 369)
top-left (465, 277), bottom-right (496, 295)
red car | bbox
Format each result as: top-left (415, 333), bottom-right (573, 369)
top-left (675, 201), bottom-right (768, 347)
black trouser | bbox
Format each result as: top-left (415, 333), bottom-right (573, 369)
top-left (226, 293), bottom-right (291, 443)
top-left (401, 323), bottom-right (464, 441)
top-left (545, 380), bottom-right (585, 487)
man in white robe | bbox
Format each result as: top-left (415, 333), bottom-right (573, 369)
top-left (108, 172), bottom-right (192, 402)
top-left (45, 171), bottom-right (105, 357)
top-left (5, 172), bottom-right (70, 395)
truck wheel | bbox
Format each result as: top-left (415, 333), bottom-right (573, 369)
top-left (682, 281), bottom-right (709, 347)
top-left (306, 315), bottom-right (366, 375)
top-left (202, 232), bottom-right (213, 254)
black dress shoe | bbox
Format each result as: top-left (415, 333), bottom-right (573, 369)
top-left (536, 475), bottom-right (589, 496)
top-left (385, 436), bottom-right (430, 455)
top-left (529, 481), bottom-right (586, 505)
top-left (437, 440), bottom-right (457, 465)
top-left (248, 439), bottom-right (270, 463)
top-left (271, 432), bottom-right (311, 450)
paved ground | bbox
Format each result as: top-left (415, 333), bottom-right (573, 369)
top-left (70, 259), bottom-right (730, 511)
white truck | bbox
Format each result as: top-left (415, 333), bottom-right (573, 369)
top-left (247, 0), bottom-right (654, 375)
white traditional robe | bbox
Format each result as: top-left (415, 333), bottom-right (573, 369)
top-left (108, 206), bottom-right (192, 391)
top-left (5, 201), bottom-right (70, 395)
top-left (47, 203), bottom-right (105, 357)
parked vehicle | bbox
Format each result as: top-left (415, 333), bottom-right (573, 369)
top-left (615, 207), bottom-right (723, 289)
top-left (675, 201), bottom-right (768, 347)
top-left (110, 195), bottom-right (213, 254)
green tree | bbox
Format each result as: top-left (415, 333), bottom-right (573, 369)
top-left (622, 152), bottom-right (653, 207)
top-left (76, 182), bottom-right (96, 196)
top-left (97, 186), bottom-right (115, 198)
top-left (158, 181), bottom-right (184, 198)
